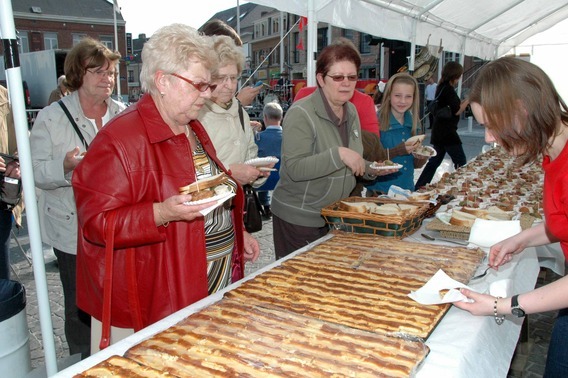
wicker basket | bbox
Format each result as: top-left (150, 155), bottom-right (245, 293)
top-left (426, 213), bottom-right (537, 240)
top-left (321, 197), bottom-right (431, 239)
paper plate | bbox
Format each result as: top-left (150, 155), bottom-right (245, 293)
top-left (435, 211), bottom-right (452, 225)
top-left (244, 156), bottom-right (279, 166)
top-left (413, 145), bottom-right (437, 158)
top-left (407, 135), bottom-right (426, 145)
top-left (183, 191), bottom-right (236, 216)
top-left (370, 162), bottom-right (403, 170)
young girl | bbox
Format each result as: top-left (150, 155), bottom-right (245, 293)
top-left (366, 73), bottom-right (427, 193)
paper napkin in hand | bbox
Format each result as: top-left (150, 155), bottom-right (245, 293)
top-left (408, 269), bottom-right (473, 305)
top-left (468, 219), bottom-right (521, 248)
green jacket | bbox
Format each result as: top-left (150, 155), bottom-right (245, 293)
top-left (272, 88), bottom-right (365, 227)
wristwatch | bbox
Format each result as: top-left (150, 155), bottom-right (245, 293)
top-left (511, 294), bottom-right (526, 318)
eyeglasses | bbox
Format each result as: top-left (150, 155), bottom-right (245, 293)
top-left (326, 74), bottom-right (358, 82)
top-left (87, 69), bottom-right (117, 79)
top-left (170, 73), bottom-right (217, 92)
top-left (214, 75), bottom-right (240, 84)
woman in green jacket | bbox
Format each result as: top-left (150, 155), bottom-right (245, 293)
top-left (271, 38), bottom-right (393, 259)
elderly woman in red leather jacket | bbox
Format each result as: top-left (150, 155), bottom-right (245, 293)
top-left (72, 24), bottom-right (259, 352)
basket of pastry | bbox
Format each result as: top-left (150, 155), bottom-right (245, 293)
top-left (321, 196), bottom-right (431, 238)
top-left (426, 205), bottom-right (534, 240)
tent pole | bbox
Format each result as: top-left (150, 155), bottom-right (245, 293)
top-left (306, 0), bottom-right (317, 86)
top-left (0, 0), bottom-right (58, 375)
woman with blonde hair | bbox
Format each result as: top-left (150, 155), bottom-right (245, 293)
top-left (366, 73), bottom-right (427, 193)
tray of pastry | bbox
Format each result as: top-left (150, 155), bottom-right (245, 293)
top-left (124, 298), bottom-right (429, 378)
top-left (226, 232), bottom-right (484, 340)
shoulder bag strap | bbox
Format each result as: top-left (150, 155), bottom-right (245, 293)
top-left (58, 100), bottom-right (89, 149)
top-left (433, 86), bottom-right (445, 102)
top-left (100, 210), bottom-right (117, 350)
top-left (237, 100), bottom-right (245, 131)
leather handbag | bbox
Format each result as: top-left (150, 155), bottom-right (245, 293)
top-left (243, 184), bottom-right (263, 233)
top-left (100, 211), bottom-right (143, 350)
top-left (427, 87), bottom-right (453, 121)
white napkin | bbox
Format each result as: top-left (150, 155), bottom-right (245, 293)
top-left (409, 269), bottom-right (514, 306)
top-left (408, 269), bottom-right (473, 305)
top-left (200, 192), bottom-right (235, 216)
top-left (468, 218), bottom-right (521, 248)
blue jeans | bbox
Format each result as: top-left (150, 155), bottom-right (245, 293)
top-left (544, 308), bottom-right (568, 377)
top-left (415, 144), bottom-right (467, 189)
top-left (0, 210), bottom-right (13, 280)
top-left (257, 190), bottom-right (271, 207)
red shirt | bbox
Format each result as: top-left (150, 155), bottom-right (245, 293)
top-left (294, 86), bottom-right (380, 136)
top-left (542, 140), bottom-right (568, 258)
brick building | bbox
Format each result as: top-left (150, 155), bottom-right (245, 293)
top-left (1, 0), bottom-right (127, 97)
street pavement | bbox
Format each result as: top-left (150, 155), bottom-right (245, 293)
top-left (7, 117), bottom-right (556, 377)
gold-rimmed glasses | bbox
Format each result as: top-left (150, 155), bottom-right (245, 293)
top-left (170, 73), bottom-right (217, 92)
top-left (86, 69), bottom-right (117, 79)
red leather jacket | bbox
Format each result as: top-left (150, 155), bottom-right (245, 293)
top-left (72, 94), bottom-right (245, 329)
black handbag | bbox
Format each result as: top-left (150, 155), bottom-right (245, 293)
top-left (243, 184), bottom-right (263, 233)
top-left (427, 88), bottom-right (453, 121)
top-left (0, 153), bottom-right (22, 210)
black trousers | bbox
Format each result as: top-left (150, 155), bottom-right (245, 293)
top-left (53, 248), bottom-right (91, 359)
top-left (273, 215), bottom-right (329, 260)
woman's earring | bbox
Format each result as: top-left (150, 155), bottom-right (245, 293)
top-left (160, 92), bottom-right (165, 97)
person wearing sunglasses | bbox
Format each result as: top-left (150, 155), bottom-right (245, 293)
top-left (271, 38), bottom-right (395, 259)
top-left (71, 24), bottom-right (256, 352)
top-left (30, 37), bottom-right (126, 359)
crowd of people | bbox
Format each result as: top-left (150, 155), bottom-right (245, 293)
top-left (1, 17), bottom-right (567, 378)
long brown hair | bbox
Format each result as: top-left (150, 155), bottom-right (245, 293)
top-left (378, 73), bottom-right (420, 134)
top-left (469, 57), bottom-right (568, 164)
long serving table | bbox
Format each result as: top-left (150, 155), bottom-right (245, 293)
top-left (55, 229), bottom-right (540, 378)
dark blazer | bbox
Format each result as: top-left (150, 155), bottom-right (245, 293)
top-left (430, 82), bottom-right (462, 146)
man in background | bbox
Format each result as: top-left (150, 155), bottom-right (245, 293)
top-left (254, 101), bottom-right (283, 219)
top-left (48, 75), bottom-right (69, 105)
top-left (425, 76), bottom-right (437, 129)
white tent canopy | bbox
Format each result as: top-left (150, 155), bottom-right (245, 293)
top-left (251, 0), bottom-right (568, 83)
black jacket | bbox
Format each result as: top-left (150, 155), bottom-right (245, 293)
top-left (430, 82), bottom-right (462, 146)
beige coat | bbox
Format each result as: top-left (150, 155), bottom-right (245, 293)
top-left (0, 85), bottom-right (23, 226)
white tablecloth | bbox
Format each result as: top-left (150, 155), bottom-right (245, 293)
top-left (54, 234), bottom-right (540, 378)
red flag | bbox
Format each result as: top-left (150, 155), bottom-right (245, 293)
top-left (296, 38), bottom-right (304, 51)
top-left (298, 16), bottom-right (307, 32)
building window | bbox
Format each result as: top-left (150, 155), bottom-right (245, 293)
top-left (342, 29), bottom-right (354, 42)
top-left (72, 34), bottom-right (88, 45)
top-left (44, 32), bottom-right (58, 50)
top-left (317, 28), bottom-right (328, 53)
top-left (17, 31), bottom-right (29, 53)
top-left (100, 36), bottom-right (114, 50)
top-left (444, 51), bottom-right (460, 63)
top-left (359, 33), bottom-right (371, 54)
top-left (128, 69), bottom-right (134, 82)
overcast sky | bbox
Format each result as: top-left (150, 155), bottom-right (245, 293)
top-left (117, 0), bottom-right (249, 38)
